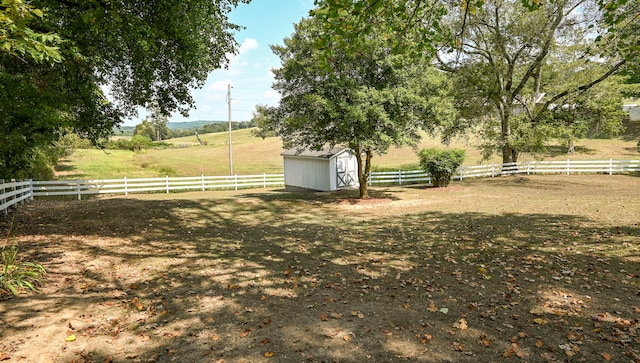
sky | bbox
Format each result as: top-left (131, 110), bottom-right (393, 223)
top-left (123, 0), bottom-right (314, 126)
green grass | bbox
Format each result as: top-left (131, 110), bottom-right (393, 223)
top-left (56, 127), bottom-right (640, 180)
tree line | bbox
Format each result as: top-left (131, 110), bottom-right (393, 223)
top-left (254, 0), bottom-right (639, 198)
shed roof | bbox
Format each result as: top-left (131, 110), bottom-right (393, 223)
top-left (281, 146), bottom-right (350, 159)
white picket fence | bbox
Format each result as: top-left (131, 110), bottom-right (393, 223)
top-left (0, 159), bottom-right (639, 212)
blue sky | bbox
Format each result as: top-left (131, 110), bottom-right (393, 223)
top-left (123, 0), bottom-right (314, 126)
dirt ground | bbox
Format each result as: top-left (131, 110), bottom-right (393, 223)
top-left (1, 175), bottom-right (639, 362)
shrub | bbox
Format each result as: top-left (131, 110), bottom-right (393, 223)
top-left (418, 148), bottom-right (466, 187)
top-left (1, 243), bottom-right (46, 295)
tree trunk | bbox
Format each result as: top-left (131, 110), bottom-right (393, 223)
top-left (567, 139), bottom-right (575, 154)
top-left (195, 131), bottom-right (203, 146)
top-left (501, 112), bottom-right (518, 171)
top-left (355, 148), bottom-right (373, 199)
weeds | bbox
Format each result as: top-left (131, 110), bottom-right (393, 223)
top-left (1, 216), bottom-right (46, 295)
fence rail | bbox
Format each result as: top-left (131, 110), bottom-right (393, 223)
top-left (368, 159), bottom-right (640, 185)
top-left (0, 180), bottom-right (33, 215)
top-left (1, 159), bottom-right (639, 212)
top-left (31, 173), bottom-right (285, 200)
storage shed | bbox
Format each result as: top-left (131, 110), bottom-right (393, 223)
top-left (281, 146), bottom-right (359, 192)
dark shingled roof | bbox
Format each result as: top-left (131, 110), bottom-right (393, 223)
top-left (281, 146), bottom-right (349, 159)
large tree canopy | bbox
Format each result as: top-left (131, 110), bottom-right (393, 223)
top-left (314, 0), bottom-right (636, 165)
top-left (438, 0), bottom-right (629, 164)
top-left (258, 15), bottom-right (454, 198)
top-left (1, 0), bottom-right (248, 179)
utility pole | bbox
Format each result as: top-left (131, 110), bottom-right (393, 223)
top-left (227, 83), bottom-right (233, 175)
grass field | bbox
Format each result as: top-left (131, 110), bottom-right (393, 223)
top-left (1, 175), bottom-right (639, 362)
top-left (56, 125), bottom-right (640, 180)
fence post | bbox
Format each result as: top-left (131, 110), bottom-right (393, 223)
top-left (29, 179), bottom-right (34, 201)
top-left (202, 174), bottom-right (205, 192)
top-left (166, 175), bottom-right (169, 194)
top-left (459, 167), bottom-right (464, 181)
top-left (398, 170), bottom-right (402, 185)
top-left (76, 179), bottom-right (81, 200)
top-left (1, 179), bottom-right (6, 216)
top-left (609, 158), bottom-right (613, 175)
top-left (124, 176), bottom-right (128, 196)
top-left (491, 164), bottom-right (495, 178)
top-left (235, 174), bottom-right (238, 191)
top-left (11, 180), bottom-right (16, 210)
top-left (567, 159), bottom-right (570, 176)
top-left (527, 161), bottom-right (531, 175)
top-left (263, 173), bottom-right (267, 188)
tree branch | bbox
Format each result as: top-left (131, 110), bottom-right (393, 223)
top-left (532, 58), bottom-right (627, 123)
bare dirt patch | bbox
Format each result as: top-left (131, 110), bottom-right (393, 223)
top-left (1, 175), bottom-right (639, 362)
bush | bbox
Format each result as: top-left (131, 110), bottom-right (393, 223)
top-left (418, 148), bottom-right (466, 187)
top-left (1, 243), bottom-right (46, 295)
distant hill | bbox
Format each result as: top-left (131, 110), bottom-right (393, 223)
top-left (167, 120), bottom-right (227, 130)
top-left (113, 120), bottom-right (228, 135)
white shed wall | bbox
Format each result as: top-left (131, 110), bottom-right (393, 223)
top-left (283, 157), bottom-right (331, 191)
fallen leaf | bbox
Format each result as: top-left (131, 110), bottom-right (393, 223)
top-left (427, 301), bottom-right (438, 312)
top-left (535, 339), bottom-right (544, 348)
top-left (65, 334), bottom-right (76, 342)
top-left (330, 312), bottom-right (343, 319)
top-left (260, 338), bottom-right (271, 346)
top-left (601, 352), bottom-right (612, 361)
top-left (533, 318), bottom-right (548, 325)
top-left (264, 351), bottom-right (275, 358)
top-left (320, 313), bottom-right (328, 321)
top-left (0, 352), bottom-right (10, 361)
top-left (480, 334), bottom-right (491, 347)
top-left (452, 342), bottom-right (463, 352)
top-left (539, 352), bottom-right (554, 360)
top-left (421, 334), bottom-right (433, 344)
top-left (453, 318), bottom-right (468, 330)
top-left (343, 335), bottom-right (352, 342)
top-left (439, 308), bottom-right (449, 314)
top-left (239, 329), bottom-right (251, 338)
top-left (260, 295), bottom-right (267, 301)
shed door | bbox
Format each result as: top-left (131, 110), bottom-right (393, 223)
top-left (336, 155), bottom-right (356, 188)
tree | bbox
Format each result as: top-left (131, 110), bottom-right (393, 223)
top-left (437, 0), bottom-right (628, 165)
top-left (258, 16), bottom-right (454, 198)
top-left (1, 0), bottom-right (62, 63)
top-left (148, 108), bottom-right (171, 141)
top-left (0, 0), bottom-right (247, 179)
top-left (251, 105), bottom-right (276, 139)
top-left (547, 75), bottom-right (628, 154)
top-left (134, 120), bottom-right (156, 141)
top-left (314, 0), bottom-right (634, 166)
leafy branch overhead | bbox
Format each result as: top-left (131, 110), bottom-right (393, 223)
top-left (0, 0), bottom-right (62, 63)
top-left (0, 0), bottom-right (249, 180)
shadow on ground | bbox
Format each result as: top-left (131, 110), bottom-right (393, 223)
top-left (1, 177), bottom-right (639, 362)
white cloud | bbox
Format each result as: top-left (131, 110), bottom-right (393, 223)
top-left (238, 38), bottom-right (259, 54)
top-left (207, 79), bottom-right (233, 91)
